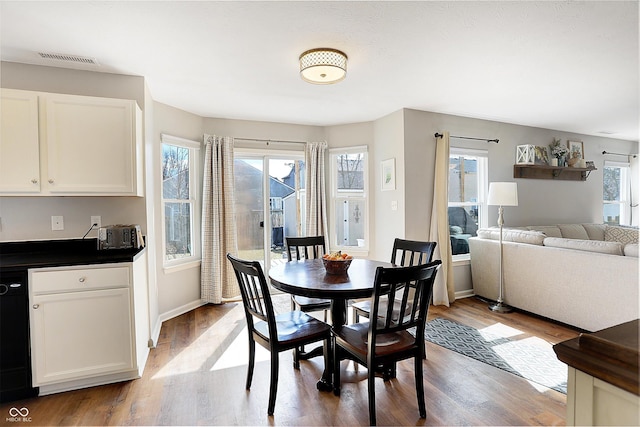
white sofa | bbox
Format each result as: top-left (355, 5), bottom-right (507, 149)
top-left (469, 223), bottom-right (639, 332)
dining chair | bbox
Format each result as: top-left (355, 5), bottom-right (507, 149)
top-left (285, 236), bottom-right (332, 362)
top-left (332, 260), bottom-right (441, 426)
top-left (285, 236), bottom-right (332, 320)
top-left (351, 238), bottom-right (437, 323)
top-left (226, 253), bottom-right (332, 416)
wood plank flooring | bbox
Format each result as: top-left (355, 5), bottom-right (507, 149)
top-left (0, 296), bottom-right (580, 426)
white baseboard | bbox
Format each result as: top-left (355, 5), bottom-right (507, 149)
top-left (157, 299), bottom-right (207, 331)
top-left (455, 289), bottom-right (475, 299)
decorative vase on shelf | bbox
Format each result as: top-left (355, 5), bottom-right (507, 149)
top-left (550, 158), bottom-right (558, 167)
top-left (557, 156), bottom-right (565, 167)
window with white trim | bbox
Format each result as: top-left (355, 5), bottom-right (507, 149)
top-left (603, 161), bottom-right (631, 225)
top-left (329, 146), bottom-right (368, 251)
top-left (161, 134), bottom-right (200, 264)
top-left (448, 147), bottom-right (488, 260)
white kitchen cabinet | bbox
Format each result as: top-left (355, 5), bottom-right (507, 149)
top-left (0, 89), bottom-right (143, 196)
top-left (29, 260), bottom-right (149, 395)
top-left (0, 89), bottom-right (41, 193)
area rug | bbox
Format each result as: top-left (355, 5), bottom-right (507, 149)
top-left (422, 318), bottom-right (567, 394)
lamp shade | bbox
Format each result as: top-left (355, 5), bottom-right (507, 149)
top-left (299, 48), bottom-right (347, 84)
top-left (488, 182), bottom-right (518, 206)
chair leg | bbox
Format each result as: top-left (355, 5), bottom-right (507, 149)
top-left (246, 337), bottom-right (255, 389)
top-left (268, 351), bottom-right (279, 416)
top-left (332, 339), bottom-right (341, 396)
top-left (368, 366), bottom-right (377, 426)
top-left (415, 354), bottom-right (426, 419)
top-left (291, 297), bottom-right (303, 366)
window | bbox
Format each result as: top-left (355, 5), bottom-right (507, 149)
top-left (448, 148), bottom-right (488, 259)
top-left (329, 147), bottom-right (368, 251)
top-left (161, 134), bottom-right (200, 264)
top-left (603, 161), bottom-right (631, 225)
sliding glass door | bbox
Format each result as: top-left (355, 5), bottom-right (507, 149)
top-left (234, 151), bottom-right (305, 273)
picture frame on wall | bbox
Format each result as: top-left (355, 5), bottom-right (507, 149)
top-left (381, 158), bottom-right (395, 191)
top-left (568, 140), bottom-right (584, 159)
top-left (534, 146), bottom-right (549, 165)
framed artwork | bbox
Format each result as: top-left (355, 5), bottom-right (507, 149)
top-left (534, 146), bottom-right (549, 165)
top-left (568, 140), bottom-right (584, 159)
top-left (381, 158), bottom-right (395, 191)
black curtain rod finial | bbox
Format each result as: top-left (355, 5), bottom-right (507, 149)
top-left (435, 132), bottom-right (498, 143)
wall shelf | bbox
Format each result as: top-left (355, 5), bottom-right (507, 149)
top-left (513, 164), bottom-right (597, 181)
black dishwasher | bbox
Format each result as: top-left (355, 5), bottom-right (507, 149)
top-left (0, 269), bottom-right (38, 402)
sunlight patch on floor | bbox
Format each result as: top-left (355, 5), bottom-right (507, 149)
top-left (151, 308), bottom-right (253, 380)
top-left (492, 336), bottom-right (567, 391)
top-left (211, 326), bottom-right (270, 371)
top-left (478, 322), bottom-right (523, 340)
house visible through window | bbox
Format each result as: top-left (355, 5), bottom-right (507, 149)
top-left (330, 147), bottom-right (368, 250)
top-left (448, 147), bottom-right (488, 259)
top-left (603, 161), bottom-right (631, 225)
top-left (162, 134), bottom-right (200, 264)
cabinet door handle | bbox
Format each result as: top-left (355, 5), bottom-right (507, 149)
top-left (31, 179), bottom-right (38, 184)
top-left (78, 277), bottom-right (86, 283)
top-left (48, 179), bottom-right (54, 184)
top-left (33, 304), bottom-right (40, 309)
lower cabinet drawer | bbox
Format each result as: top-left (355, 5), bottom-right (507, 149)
top-left (31, 265), bottom-right (130, 294)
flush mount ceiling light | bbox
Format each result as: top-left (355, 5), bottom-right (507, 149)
top-left (299, 48), bottom-right (347, 84)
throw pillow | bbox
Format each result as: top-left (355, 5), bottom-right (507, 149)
top-left (543, 237), bottom-right (624, 256)
top-left (557, 224), bottom-right (590, 240)
top-left (605, 226), bottom-right (639, 245)
top-left (581, 223), bottom-right (607, 241)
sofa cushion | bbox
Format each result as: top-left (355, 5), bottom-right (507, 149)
top-left (526, 225), bottom-right (563, 238)
top-left (581, 223), bottom-right (607, 241)
top-left (557, 224), bottom-right (590, 240)
top-left (477, 228), bottom-right (545, 245)
top-left (605, 226), bottom-right (639, 245)
top-left (624, 243), bottom-right (639, 257)
top-left (543, 237), bottom-right (624, 256)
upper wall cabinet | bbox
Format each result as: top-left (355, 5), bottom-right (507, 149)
top-left (0, 89), bottom-right (143, 196)
top-left (0, 89), bottom-right (41, 193)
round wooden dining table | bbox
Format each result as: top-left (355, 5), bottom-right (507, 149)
top-left (269, 257), bottom-right (395, 391)
top-left (269, 258), bottom-right (395, 327)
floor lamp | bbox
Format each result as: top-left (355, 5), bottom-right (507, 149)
top-left (487, 182), bottom-right (518, 313)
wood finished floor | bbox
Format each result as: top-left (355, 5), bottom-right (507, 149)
top-left (0, 296), bottom-right (580, 426)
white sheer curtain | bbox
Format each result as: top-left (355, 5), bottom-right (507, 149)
top-left (429, 131), bottom-right (455, 306)
top-left (201, 134), bottom-right (239, 303)
top-left (305, 141), bottom-right (329, 239)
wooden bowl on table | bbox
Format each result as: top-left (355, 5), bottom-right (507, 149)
top-left (322, 253), bottom-right (353, 275)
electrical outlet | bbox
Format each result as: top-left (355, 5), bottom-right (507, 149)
top-left (51, 216), bottom-right (64, 231)
top-left (91, 216), bottom-right (102, 228)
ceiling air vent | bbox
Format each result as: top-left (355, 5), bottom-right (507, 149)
top-left (38, 52), bottom-right (99, 65)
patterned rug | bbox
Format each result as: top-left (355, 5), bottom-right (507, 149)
top-left (422, 318), bottom-right (567, 394)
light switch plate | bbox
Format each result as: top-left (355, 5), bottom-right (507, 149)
top-left (391, 201), bottom-right (398, 211)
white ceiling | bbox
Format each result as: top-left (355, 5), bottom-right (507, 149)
top-left (1, 1), bottom-right (638, 141)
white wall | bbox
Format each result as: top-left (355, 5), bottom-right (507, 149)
top-left (152, 102), bottom-right (204, 318)
top-left (371, 110), bottom-right (405, 261)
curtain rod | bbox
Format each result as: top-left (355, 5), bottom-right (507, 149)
top-left (434, 132), bottom-right (499, 143)
top-left (602, 150), bottom-right (637, 158)
top-left (234, 137), bottom-right (307, 145)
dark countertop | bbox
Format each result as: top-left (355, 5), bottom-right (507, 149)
top-left (0, 238), bottom-right (146, 272)
top-left (553, 319), bottom-right (639, 396)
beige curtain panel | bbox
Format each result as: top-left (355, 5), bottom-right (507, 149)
top-left (429, 131), bottom-right (455, 306)
top-left (305, 141), bottom-right (329, 240)
top-left (201, 134), bottom-right (239, 303)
